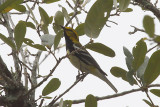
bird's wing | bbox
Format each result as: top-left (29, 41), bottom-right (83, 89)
top-left (73, 43), bottom-right (107, 76)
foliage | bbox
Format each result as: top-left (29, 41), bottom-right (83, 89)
top-left (0, 0), bottom-right (160, 107)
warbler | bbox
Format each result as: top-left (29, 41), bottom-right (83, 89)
top-left (61, 26), bottom-right (118, 93)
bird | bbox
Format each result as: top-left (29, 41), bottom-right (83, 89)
top-left (61, 26), bottom-right (118, 93)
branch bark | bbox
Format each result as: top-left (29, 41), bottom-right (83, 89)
top-left (1, 0), bottom-right (21, 82)
top-left (53, 84), bottom-right (160, 107)
top-left (134, 0), bottom-right (160, 21)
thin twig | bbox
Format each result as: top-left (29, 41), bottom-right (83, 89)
top-left (23, 0), bottom-right (43, 3)
top-left (38, 99), bottom-right (44, 107)
top-left (66, 0), bottom-right (74, 9)
top-left (39, 52), bottom-right (51, 65)
top-left (27, 73), bottom-right (33, 87)
top-left (26, 49), bottom-right (38, 56)
top-left (23, 54), bottom-right (67, 98)
top-left (129, 25), bottom-right (145, 35)
top-left (154, 0), bottom-right (158, 7)
top-left (49, 49), bottom-right (58, 62)
top-left (147, 43), bottom-right (159, 53)
top-left (2, 9), bottom-right (21, 82)
top-left (30, 50), bottom-right (42, 102)
top-left (145, 91), bottom-right (155, 106)
top-left (53, 84), bottom-right (160, 106)
top-left (48, 73), bottom-right (89, 106)
top-left (19, 60), bottom-right (32, 72)
top-left (20, 49), bottom-right (30, 89)
top-left (65, 0), bottom-right (80, 27)
top-left (134, 0), bottom-right (160, 21)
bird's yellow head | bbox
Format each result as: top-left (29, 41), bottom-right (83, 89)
top-left (61, 26), bottom-right (79, 43)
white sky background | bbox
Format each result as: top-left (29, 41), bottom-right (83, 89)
top-left (0, 0), bottom-right (160, 107)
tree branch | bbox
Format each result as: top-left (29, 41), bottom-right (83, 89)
top-left (0, 96), bottom-right (7, 106)
top-left (129, 25), bottom-right (145, 35)
top-left (20, 49), bottom-right (29, 89)
top-left (134, 0), bottom-right (160, 21)
top-left (129, 25), bottom-right (159, 36)
top-left (48, 73), bottom-right (88, 107)
top-left (1, 0), bottom-right (21, 82)
top-left (65, 0), bottom-right (80, 27)
top-left (30, 50), bottom-right (42, 105)
top-left (144, 91), bottom-right (155, 106)
top-left (53, 84), bottom-right (160, 106)
top-left (23, 54), bottom-right (67, 98)
top-left (0, 56), bottom-right (12, 79)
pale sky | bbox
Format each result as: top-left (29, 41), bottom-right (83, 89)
top-left (0, 0), bottom-right (160, 106)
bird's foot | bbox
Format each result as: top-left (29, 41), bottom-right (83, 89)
top-left (76, 71), bottom-right (88, 81)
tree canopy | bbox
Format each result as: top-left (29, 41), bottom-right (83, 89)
top-left (0, 0), bottom-right (160, 106)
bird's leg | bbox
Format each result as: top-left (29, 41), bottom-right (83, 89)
top-left (76, 62), bottom-right (88, 81)
top-left (76, 70), bottom-right (83, 81)
top-left (76, 70), bottom-right (88, 81)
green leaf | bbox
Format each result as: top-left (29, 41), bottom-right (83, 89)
top-left (39, 6), bottom-right (50, 26)
top-left (143, 99), bottom-right (152, 106)
top-left (85, 0), bottom-right (113, 38)
top-left (154, 36), bottom-right (160, 43)
top-left (41, 96), bottom-right (52, 99)
top-left (42, 78), bottom-right (61, 96)
top-left (137, 56), bottom-right (149, 78)
top-left (62, 7), bottom-right (70, 22)
top-left (144, 50), bottom-right (160, 85)
top-left (75, 23), bottom-right (85, 36)
top-left (43, 0), bottom-right (60, 4)
top-left (0, 33), bottom-right (16, 49)
top-left (54, 30), bottom-right (63, 50)
top-left (123, 47), bottom-right (133, 71)
top-left (21, 21), bottom-right (36, 29)
top-left (14, 21), bottom-right (26, 50)
top-left (24, 38), bottom-right (47, 51)
top-left (54, 11), bottom-right (64, 26)
top-left (24, 38), bottom-right (34, 44)
top-left (150, 89), bottom-right (160, 97)
top-left (123, 8), bottom-right (133, 12)
top-left (126, 70), bottom-right (136, 85)
top-left (143, 15), bottom-right (155, 38)
top-left (26, 4), bottom-right (38, 25)
top-left (132, 39), bottom-right (147, 71)
top-left (13, 4), bottom-right (26, 12)
top-left (41, 24), bottom-right (49, 34)
top-left (53, 24), bottom-right (59, 34)
top-left (25, 22), bottom-right (36, 29)
top-left (63, 100), bottom-right (72, 107)
top-left (39, 6), bottom-right (50, 34)
top-left (85, 94), bottom-right (97, 107)
top-left (125, 56), bottom-right (133, 71)
top-left (85, 43), bottom-right (115, 57)
top-left (110, 67), bottom-right (128, 82)
top-left (53, 11), bottom-right (64, 33)
top-left (0, 0), bottom-right (23, 13)
top-left (123, 46), bottom-right (133, 58)
top-left (69, 11), bottom-right (81, 16)
top-left (119, 0), bottom-right (131, 11)
top-left (32, 44), bottom-right (47, 51)
top-left (49, 16), bottom-right (53, 24)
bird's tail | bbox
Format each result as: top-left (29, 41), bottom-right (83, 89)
top-left (92, 70), bottom-right (118, 93)
top-left (101, 75), bottom-right (118, 93)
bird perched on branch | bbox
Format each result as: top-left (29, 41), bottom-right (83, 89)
top-left (61, 26), bottom-right (118, 93)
